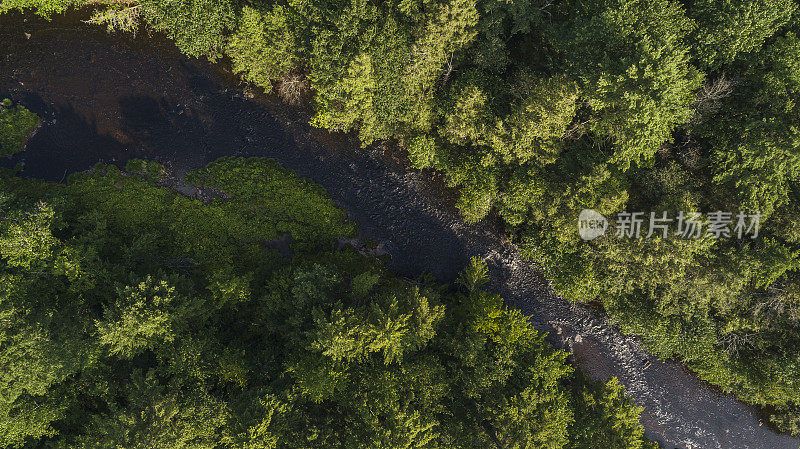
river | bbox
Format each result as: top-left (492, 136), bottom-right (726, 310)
top-left (1, 11), bottom-right (798, 449)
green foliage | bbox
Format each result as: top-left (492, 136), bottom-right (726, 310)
top-left (0, 0), bottom-right (82, 16)
top-left (700, 33), bottom-right (800, 218)
top-left (87, 3), bottom-right (143, 34)
top-left (0, 200), bottom-right (58, 269)
top-left (568, 377), bottom-right (658, 449)
top-left (351, 271), bottom-right (381, 298)
top-left (140, 0), bottom-right (237, 60)
top-left (407, 135), bottom-right (439, 169)
top-left (185, 157), bottom-right (356, 252)
top-left (72, 371), bottom-right (234, 449)
top-left (125, 158), bottom-right (165, 181)
top-left (96, 276), bottom-right (185, 359)
top-left (457, 255), bottom-right (489, 292)
top-left (441, 81), bottom-right (492, 147)
top-left (689, 0), bottom-right (797, 68)
top-left (0, 157), bottom-right (653, 447)
top-left (10, 0), bottom-right (800, 436)
top-left (555, 0), bottom-right (702, 167)
top-left (227, 6), bottom-right (298, 93)
top-left (489, 74), bottom-right (579, 166)
top-left (0, 99), bottom-right (40, 157)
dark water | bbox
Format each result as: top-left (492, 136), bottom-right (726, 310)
top-left (1, 10), bottom-right (798, 449)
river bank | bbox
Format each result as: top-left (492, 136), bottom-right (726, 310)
top-left (1, 10), bottom-right (798, 448)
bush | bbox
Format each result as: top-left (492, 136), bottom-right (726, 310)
top-left (0, 99), bottom-right (40, 157)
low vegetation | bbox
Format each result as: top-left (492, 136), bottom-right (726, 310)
top-left (0, 99), bottom-right (40, 157)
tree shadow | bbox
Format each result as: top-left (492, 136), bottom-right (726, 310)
top-left (0, 92), bottom-right (127, 181)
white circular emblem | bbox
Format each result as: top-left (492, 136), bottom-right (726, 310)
top-left (578, 209), bottom-right (608, 241)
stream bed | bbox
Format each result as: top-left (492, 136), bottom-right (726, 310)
top-left (1, 11), bottom-right (798, 449)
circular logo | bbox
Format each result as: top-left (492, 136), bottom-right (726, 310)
top-left (578, 209), bottom-right (608, 241)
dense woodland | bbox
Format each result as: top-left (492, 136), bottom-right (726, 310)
top-left (2, 0), bottom-right (800, 440)
top-left (0, 156), bottom-right (656, 447)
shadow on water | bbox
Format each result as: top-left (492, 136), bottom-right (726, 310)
top-left (0, 94), bottom-right (127, 180)
top-left (0, 91), bottom-right (219, 180)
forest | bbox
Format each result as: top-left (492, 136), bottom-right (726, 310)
top-left (1, 0), bottom-right (800, 442)
top-left (0, 156), bottom-right (656, 447)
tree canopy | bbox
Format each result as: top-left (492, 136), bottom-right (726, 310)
top-left (0, 158), bottom-right (656, 448)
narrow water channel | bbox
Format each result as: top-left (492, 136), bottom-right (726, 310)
top-left (1, 11), bottom-right (798, 449)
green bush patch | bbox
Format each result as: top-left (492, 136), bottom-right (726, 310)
top-left (0, 99), bottom-right (41, 157)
